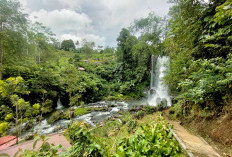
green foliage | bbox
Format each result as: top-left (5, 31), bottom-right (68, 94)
top-left (144, 106), bottom-right (157, 114)
top-left (0, 105), bottom-right (12, 122)
top-left (137, 110), bottom-right (145, 119)
top-left (18, 135), bottom-right (64, 157)
top-left (165, 0), bottom-right (232, 117)
top-left (64, 122), bottom-right (103, 157)
top-left (177, 55), bottom-right (232, 106)
top-left (13, 113), bottom-right (184, 157)
top-left (74, 107), bottom-right (91, 117)
top-left (196, 0), bottom-right (232, 58)
top-left (130, 12), bottom-right (166, 46)
top-left (48, 110), bottom-right (68, 124)
top-left (0, 122), bottom-right (8, 136)
top-left (61, 39), bottom-right (75, 51)
top-left (0, 76), bottom-right (40, 129)
top-left (114, 118), bottom-right (181, 157)
top-left (4, 113), bottom-right (13, 121)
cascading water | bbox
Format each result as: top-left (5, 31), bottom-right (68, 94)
top-left (56, 98), bottom-right (64, 110)
top-left (147, 55), bottom-right (172, 106)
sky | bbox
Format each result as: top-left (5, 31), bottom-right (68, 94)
top-left (19, 0), bottom-right (172, 47)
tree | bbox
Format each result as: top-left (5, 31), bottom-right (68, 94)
top-left (75, 40), bottom-right (79, 47)
top-left (29, 22), bottom-right (56, 64)
top-left (0, 77), bottom-right (33, 143)
top-left (0, 0), bottom-right (27, 79)
top-left (195, 0), bottom-right (231, 58)
top-left (61, 39), bottom-right (75, 51)
top-left (82, 39), bottom-right (95, 49)
top-left (117, 28), bottom-right (138, 65)
top-left (130, 12), bottom-right (165, 45)
top-left (80, 39), bottom-right (95, 58)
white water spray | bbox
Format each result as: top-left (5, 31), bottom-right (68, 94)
top-left (147, 55), bottom-right (172, 106)
top-left (56, 98), bottom-right (64, 110)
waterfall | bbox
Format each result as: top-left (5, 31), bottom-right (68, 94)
top-left (147, 55), bottom-right (172, 107)
top-left (56, 98), bottom-right (64, 110)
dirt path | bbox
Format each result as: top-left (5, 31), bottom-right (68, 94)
top-left (167, 120), bottom-right (221, 157)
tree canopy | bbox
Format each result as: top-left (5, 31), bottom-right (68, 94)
top-left (61, 39), bottom-right (75, 51)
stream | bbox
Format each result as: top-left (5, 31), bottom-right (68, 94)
top-left (20, 101), bottom-right (133, 138)
top-left (19, 55), bottom-right (171, 139)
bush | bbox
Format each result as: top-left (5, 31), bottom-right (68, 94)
top-left (18, 135), bottom-right (63, 157)
top-left (145, 106), bottom-right (157, 114)
top-left (137, 110), bottom-right (145, 119)
top-left (64, 122), bottom-right (103, 157)
top-left (126, 119), bottom-right (137, 133)
top-left (0, 122), bottom-right (8, 136)
top-left (115, 118), bottom-right (181, 156)
top-left (121, 113), bottom-right (133, 125)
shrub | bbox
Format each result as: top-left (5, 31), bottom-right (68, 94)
top-left (65, 122), bottom-right (104, 157)
top-left (0, 122), bottom-right (8, 136)
top-left (126, 119), bottom-right (137, 133)
top-left (114, 118), bottom-right (181, 156)
top-left (137, 110), bottom-right (145, 119)
top-left (145, 106), bottom-right (157, 114)
top-left (17, 135), bottom-right (64, 157)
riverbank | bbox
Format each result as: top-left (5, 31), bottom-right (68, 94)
top-left (1, 111), bottom-right (186, 156)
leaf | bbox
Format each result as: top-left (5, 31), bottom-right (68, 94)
top-left (13, 148), bottom-right (21, 157)
top-left (33, 138), bottom-right (39, 149)
top-left (0, 153), bottom-right (9, 157)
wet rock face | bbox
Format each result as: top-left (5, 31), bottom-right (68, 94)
top-left (24, 132), bottom-right (34, 141)
top-left (157, 99), bottom-right (168, 110)
top-left (149, 89), bottom-right (156, 95)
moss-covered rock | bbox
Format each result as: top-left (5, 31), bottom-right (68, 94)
top-left (48, 110), bottom-right (64, 124)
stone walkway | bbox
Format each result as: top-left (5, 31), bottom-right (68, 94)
top-left (0, 132), bottom-right (71, 157)
top-left (167, 120), bottom-right (221, 157)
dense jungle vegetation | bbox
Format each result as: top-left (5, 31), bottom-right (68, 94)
top-left (0, 0), bottom-right (231, 156)
top-left (165, 0), bottom-right (232, 121)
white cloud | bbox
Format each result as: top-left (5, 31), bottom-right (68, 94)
top-left (29, 9), bottom-right (106, 46)
top-left (19, 0), bottom-right (172, 47)
top-left (30, 9), bottom-right (93, 34)
top-left (82, 34), bottom-right (106, 47)
top-left (60, 34), bottom-right (81, 45)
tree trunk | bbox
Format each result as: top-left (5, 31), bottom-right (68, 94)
top-left (38, 47), bottom-right (41, 64)
top-left (16, 104), bottom-right (19, 144)
top-left (0, 22), bottom-right (4, 80)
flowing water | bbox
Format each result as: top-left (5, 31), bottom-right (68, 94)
top-left (56, 98), bottom-right (64, 110)
top-left (20, 56), bottom-right (171, 138)
top-left (21, 101), bottom-right (131, 137)
top-left (147, 55), bottom-right (172, 106)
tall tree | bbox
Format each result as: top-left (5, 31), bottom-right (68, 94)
top-left (130, 12), bottom-right (165, 46)
top-left (117, 28), bottom-right (138, 64)
top-left (61, 39), bottom-right (75, 51)
top-left (0, 0), bottom-right (27, 79)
